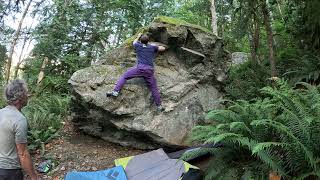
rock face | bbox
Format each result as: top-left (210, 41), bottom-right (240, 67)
top-left (69, 17), bottom-right (231, 150)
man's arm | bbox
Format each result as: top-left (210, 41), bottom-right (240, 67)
top-left (16, 144), bottom-right (38, 180)
top-left (16, 143), bottom-right (38, 180)
top-left (14, 119), bottom-right (38, 180)
top-left (133, 33), bottom-right (142, 45)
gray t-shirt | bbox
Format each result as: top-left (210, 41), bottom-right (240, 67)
top-left (0, 105), bottom-right (28, 169)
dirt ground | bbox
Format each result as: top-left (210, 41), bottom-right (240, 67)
top-left (28, 120), bottom-right (145, 179)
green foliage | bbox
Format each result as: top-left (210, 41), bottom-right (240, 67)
top-left (21, 0), bottom-right (176, 93)
top-left (22, 94), bottom-right (70, 151)
top-left (27, 127), bottom-right (58, 155)
top-left (0, 86), bottom-right (5, 108)
top-left (280, 53), bottom-right (320, 85)
top-left (0, 44), bottom-right (6, 82)
top-left (188, 80), bottom-right (320, 179)
top-left (23, 55), bottom-right (90, 94)
top-left (122, 27), bottom-right (149, 47)
top-left (172, 0), bottom-right (212, 30)
top-left (225, 61), bottom-right (270, 100)
top-left (286, 0), bottom-right (320, 51)
top-left (0, 0), bottom-right (24, 24)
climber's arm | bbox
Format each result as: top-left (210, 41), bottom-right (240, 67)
top-left (158, 46), bottom-right (166, 52)
top-left (133, 33), bottom-right (142, 46)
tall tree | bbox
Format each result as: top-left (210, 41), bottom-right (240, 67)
top-left (36, 57), bottom-right (48, 85)
top-left (262, 0), bottom-right (277, 77)
top-left (225, 0), bottom-right (278, 76)
top-left (211, 0), bottom-right (218, 35)
top-left (13, 32), bottom-right (29, 79)
top-left (5, 0), bottom-right (32, 83)
top-left (173, 0), bottom-right (211, 30)
top-left (248, 14), bottom-right (261, 64)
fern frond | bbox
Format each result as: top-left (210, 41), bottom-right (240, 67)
top-left (229, 121), bottom-right (252, 135)
top-left (252, 142), bottom-right (287, 154)
top-left (206, 109), bottom-right (240, 123)
top-left (180, 148), bottom-right (215, 162)
top-left (251, 120), bottom-right (317, 171)
top-left (254, 149), bottom-right (286, 176)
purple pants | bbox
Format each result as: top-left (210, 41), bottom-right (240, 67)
top-left (114, 64), bottom-right (161, 106)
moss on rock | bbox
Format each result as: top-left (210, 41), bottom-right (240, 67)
top-left (122, 16), bottom-right (212, 47)
top-left (154, 16), bottom-right (212, 33)
top-left (123, 27), bottom-right (149, 47)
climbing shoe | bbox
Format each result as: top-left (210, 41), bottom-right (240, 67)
top-left (157, 105), bottom-right (165, 112)
top-left (106, 90), bottom-right (119, 97)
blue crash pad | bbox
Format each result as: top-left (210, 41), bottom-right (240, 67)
top-left (65, 166), bottom-right (127, 180)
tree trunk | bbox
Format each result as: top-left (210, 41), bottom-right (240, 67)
top-left (13, 62), bottom-right (22, 79)
top-left (219, 3), bottom-right (223, 37)
top-left (210, 0), bottom-right (218, 35)
top-left (253, 21), bottom-right (260, 63)
top-left (37, 57), bottom-right (49, 85)
top-left (5, 0), bottom-right (32, 83)
top-left (13, 35), bottom-right (28, 79)
top-left (249, 17), bottom-right (260, 64)
top-left (266, 0), bottom-right (278, 48)
top-left (262, 0), bottom-right (277, 77)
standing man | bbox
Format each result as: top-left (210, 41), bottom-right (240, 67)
top-left (107, 33), bottom-right (166, 111)
top-left (0, 79), bottom-right (39, 180)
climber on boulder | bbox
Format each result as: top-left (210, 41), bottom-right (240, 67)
top-left (107, 33), bottom-right (167, 112)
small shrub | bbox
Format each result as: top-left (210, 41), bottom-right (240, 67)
top-left (22, 94), bottom-right (70, 151)
top-left (225, 61), bottom-right (270, 101)
top-left (280, 54), bottom-right (320, 85)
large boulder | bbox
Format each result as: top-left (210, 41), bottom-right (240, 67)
top-left (69, 17), bottom-right (231, 150)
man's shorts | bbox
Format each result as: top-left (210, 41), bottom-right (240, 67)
top-left (0, 168), bottom-right (23, 180)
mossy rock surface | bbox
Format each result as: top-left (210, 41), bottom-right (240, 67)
top-left (123, 16), bottom-right (212, 47)
top-left (154, 16), bottom-right (212, 33)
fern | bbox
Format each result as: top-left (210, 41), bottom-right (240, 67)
top-left (191, 79), bottom-right (320, 179)
top-left (180, 148), bottom-right (215, 162)
top-left (252, 142), bottom-right (287, 154)
top-left (283, 54), bottom-right (320, 85)
top-left (251, 119), bottom-right (317, 171)
top-left (204, 133), bottom-right (241, 144)
top-left (22, 94), bottom-right (70, 151)
top-left (229, 121), bottom-right (252, 135)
